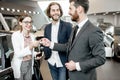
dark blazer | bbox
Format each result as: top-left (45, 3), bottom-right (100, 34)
top-left (44, 20), bottom-right (72, 65)
top-left (53, 20), bottom-right (106, 80)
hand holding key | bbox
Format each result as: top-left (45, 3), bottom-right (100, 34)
top-left (40, 38), bottom-right (51, 47)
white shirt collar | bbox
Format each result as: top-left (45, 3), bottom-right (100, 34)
top-left (52, 20), bottom-right (60, 27)
top-left (77, 18), bottom-right (88, 29)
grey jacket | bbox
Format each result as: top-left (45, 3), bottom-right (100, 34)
top-left (53, 20), bottom-right (106, 80)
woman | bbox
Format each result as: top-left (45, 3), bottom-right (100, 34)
top-left (11, 14), bottom-right (40, 80)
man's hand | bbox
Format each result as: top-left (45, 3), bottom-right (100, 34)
top-left (65, 60), bottom-right (76, 71)
top-left (40, 38), bottom-right (51, 47)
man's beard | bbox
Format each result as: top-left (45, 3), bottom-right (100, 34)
top-left (51, 15), bottom-right (60, 21)
top-left (52, 18), bottom-right (59, 21)
top-left (71, 11), bottom-right (79, 22)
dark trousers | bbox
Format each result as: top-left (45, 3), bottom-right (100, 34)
top-left (32, 60), bottom-right (43, 80)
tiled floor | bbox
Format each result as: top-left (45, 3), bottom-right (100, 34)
top-left (40, 58), bottom-right (120, 80)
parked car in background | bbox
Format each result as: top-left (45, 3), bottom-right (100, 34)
top-left (113, 27), bottom-right (120, 62)
top-left (98, 22), bottom-right (114, 57)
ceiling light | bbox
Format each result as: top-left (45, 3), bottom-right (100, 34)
top-left (17, 9), bottom-right (20, 12)
top-left (29, 11), bottom-right (32, 14)
top-left (7, 8), bottom-right (10, 11)
top-left (1, 7), bottom-right (4, 11)
top-left (12, 9), bottom-right (15, 12)
top-left (24, 10), bottom-right (27, 13)
top-left (33, 11), bottom-right (36, 14)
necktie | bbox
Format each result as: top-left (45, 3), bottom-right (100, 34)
top-left (72, 25), bottom-right (78, 43)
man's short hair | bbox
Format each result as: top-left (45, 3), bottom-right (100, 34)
top-left (69, 0), bottom-right (89, 13)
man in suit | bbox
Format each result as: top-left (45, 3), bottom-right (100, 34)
top-left (43, 2), bottom-right (72, 80)
top-left (41, 0), bottom-right (106, 80)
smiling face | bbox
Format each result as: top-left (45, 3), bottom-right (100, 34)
top-left (19, 17), bottom-right (33, 32)
top-left (69, 2), bottom-right (79, 22)
top-left (50, 4), bottom-right (61, 21)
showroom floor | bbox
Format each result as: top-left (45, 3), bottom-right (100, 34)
top-left (40, 58), bottom-right (120, 80)
top-left (97, 58), bottom-right (120, 80)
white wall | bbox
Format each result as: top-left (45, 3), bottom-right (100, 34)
top-left (89, 0), bottom-right (120, 14)
top-left (88, 14), bottom-right (120, 27)
top-left (88, 15), bottom-right (114, 25)
top-left (88, 0), bottom-right (120, 27)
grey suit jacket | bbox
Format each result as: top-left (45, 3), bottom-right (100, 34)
top-left (53, 20), bottom-right (106, 80)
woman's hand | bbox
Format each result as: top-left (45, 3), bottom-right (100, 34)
top-left (35, 52), bottom-right (43, 60)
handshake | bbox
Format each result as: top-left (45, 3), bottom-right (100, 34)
top-left (35, 36), bottom-right (51, 47)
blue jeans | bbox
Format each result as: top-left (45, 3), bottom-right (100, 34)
top-left (48, 63), bottom-right (66, 80)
